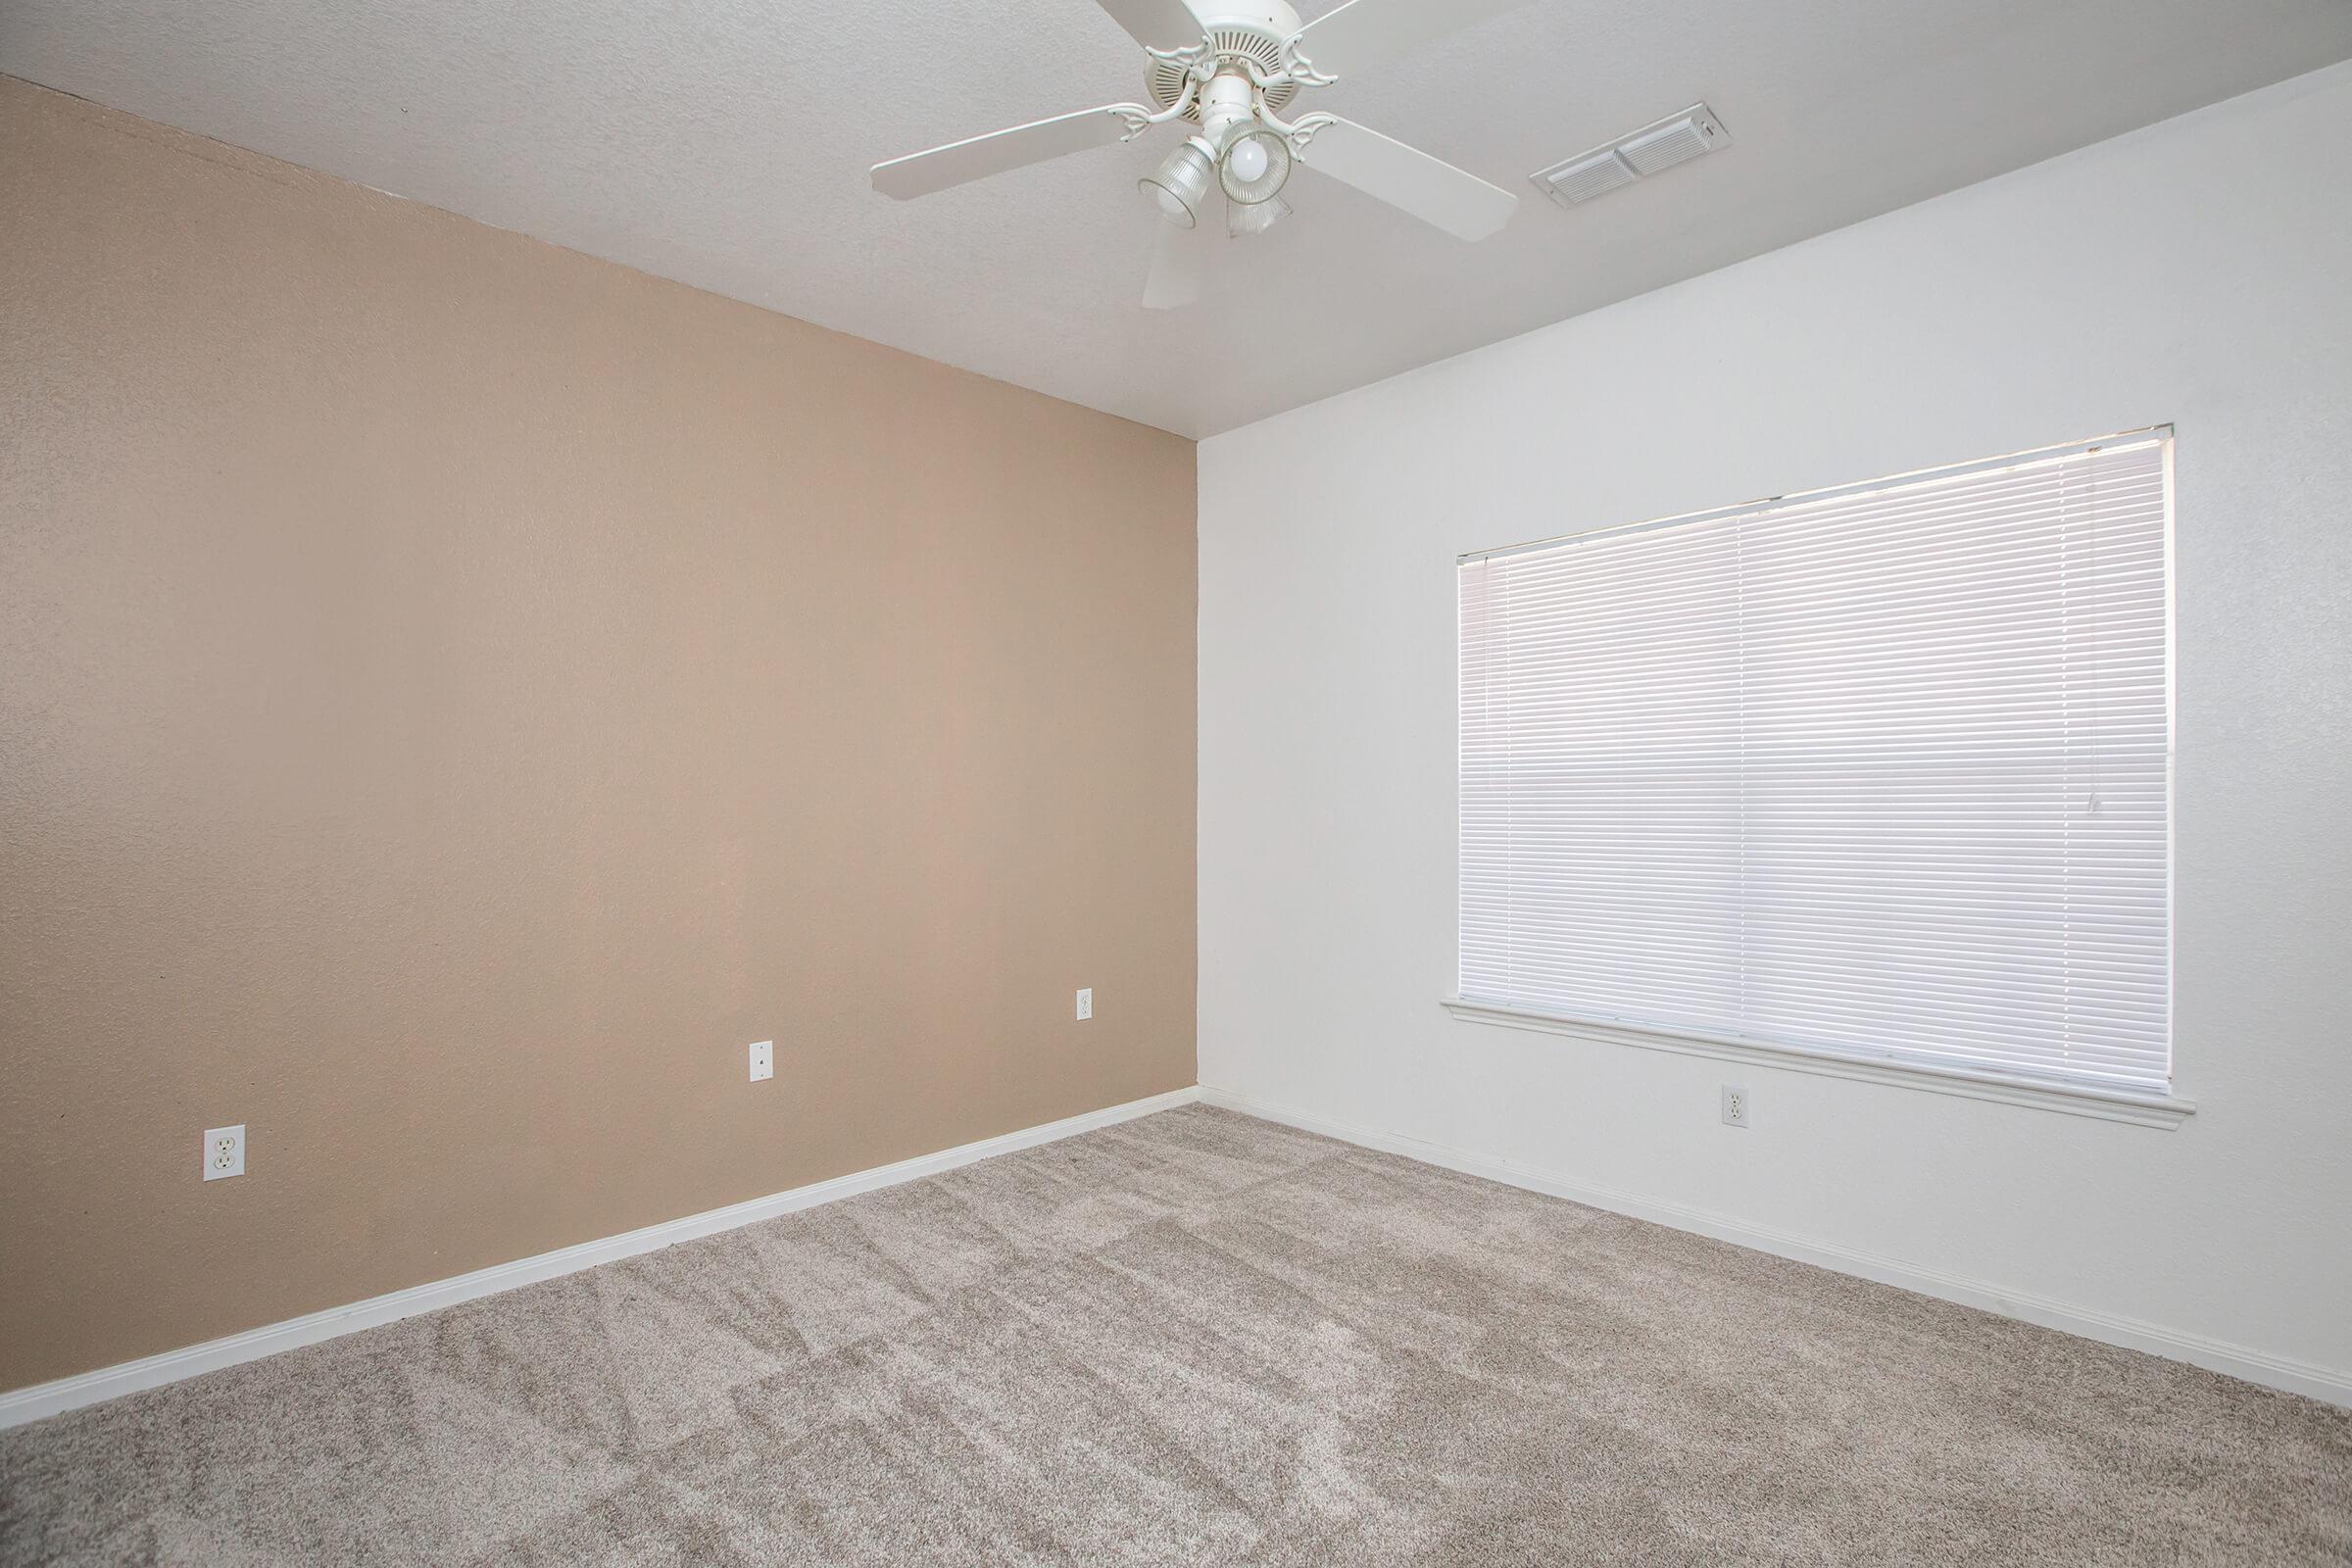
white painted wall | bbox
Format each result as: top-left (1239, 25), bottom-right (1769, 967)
top-left (1199, 63), bottom-right (2352, 1389)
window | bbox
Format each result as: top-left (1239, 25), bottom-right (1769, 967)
top-left (1456, 433), bottom-right (2173, 1102)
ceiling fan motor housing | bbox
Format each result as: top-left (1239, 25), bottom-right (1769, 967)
top-left (1148, 2), bottom-right (1306, 122)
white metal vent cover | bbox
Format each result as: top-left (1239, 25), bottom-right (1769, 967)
top-left (1533, 105), bottom-right (1730, 209)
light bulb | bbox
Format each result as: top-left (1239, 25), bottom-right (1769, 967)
top-left (1216, 126), bottom-right (1293, 206)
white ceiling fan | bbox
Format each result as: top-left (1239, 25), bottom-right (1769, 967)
top-left (871, 0), bottom-right (1532, 310)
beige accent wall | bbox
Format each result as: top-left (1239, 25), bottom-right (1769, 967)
top-left (0, 77), bottom-right (1197, 1392)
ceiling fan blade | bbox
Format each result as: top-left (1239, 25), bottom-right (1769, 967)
top-left (1142, 219), bottom-right (1204, 311)
top-left (1289, 0), bottom-right (1531, 82)
top-left (873, 104), bottom-right (1149, 199)
top-left (1294, 117), bottom-right (1518, 241)
top-left (1093, 0), bottom-right (1206, 52)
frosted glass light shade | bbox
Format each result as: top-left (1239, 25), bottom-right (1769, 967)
top-left (1139, 141), bottom-right (1216, 229)
top-left (1227, 192), bottom-right (1291, 238)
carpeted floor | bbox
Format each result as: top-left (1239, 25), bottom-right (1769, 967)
top-left (2, 1104), bottom-right (2346, 1566)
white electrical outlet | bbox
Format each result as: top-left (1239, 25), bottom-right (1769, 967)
top-left (749, 1041), bottom-right (774, 1082)
top-left (203, 1124), bottom-right (246, 1180)
top-left (1075, 988), bottom-right (1093, 1021)
top-left (1721, 1086), bottom-right (1751, 1129)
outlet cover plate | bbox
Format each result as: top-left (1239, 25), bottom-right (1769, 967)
top-left (1721, 1086), bottom-right (1750, 1128)
top-left (1076, 988), bottom-right (1093, 1021)
top-left (203, 1124), bottom-right (246, 1180)
top-left (749, 1041), bottom-right (774, 1082)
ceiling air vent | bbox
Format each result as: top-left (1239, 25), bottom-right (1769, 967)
top-left (1532, 105), bottom-right (1730, 210)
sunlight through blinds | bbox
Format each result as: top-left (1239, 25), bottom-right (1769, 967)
top-left (1459, 435), bottom-right (2173, 1090)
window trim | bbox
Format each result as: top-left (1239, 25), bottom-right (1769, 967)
top-left (1440, 997), bottom-right (2194, 1128)
top-left (1452, 427), bottom-right (2183, 1126)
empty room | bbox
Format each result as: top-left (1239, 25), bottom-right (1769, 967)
top-left (3, 0), bottom-right (2349, 1561)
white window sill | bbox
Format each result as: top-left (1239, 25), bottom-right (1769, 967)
top-left (1440, 998), bottom-right (2195, 1129)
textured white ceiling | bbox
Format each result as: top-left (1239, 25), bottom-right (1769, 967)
top-left (7, 0), bottom-right (2350, 436)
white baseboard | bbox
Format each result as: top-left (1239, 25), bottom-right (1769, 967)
top-left (19, 1080), bottom-right (2341, 1429)
top-left (0, 1086), bottom-right (1203, 1431)
top-left (1198, 1085), bottom-right (2352, 1409)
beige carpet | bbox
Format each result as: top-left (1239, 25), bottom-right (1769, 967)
top-left (1, 1104), bottom-right (2345, 1565)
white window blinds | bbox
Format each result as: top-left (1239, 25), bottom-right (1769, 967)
top-left (1458, 434), bottom-right (2172, 1092)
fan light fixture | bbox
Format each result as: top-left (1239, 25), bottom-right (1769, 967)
top-left (870, 0), bottom-right (1534, 309)
top-left (1140, 140), bottom-right (1216, 228)
top-left (1218, 125), bottom-right (1292, 206)
top-left (1227, 192), bottom-right (1291, 239)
